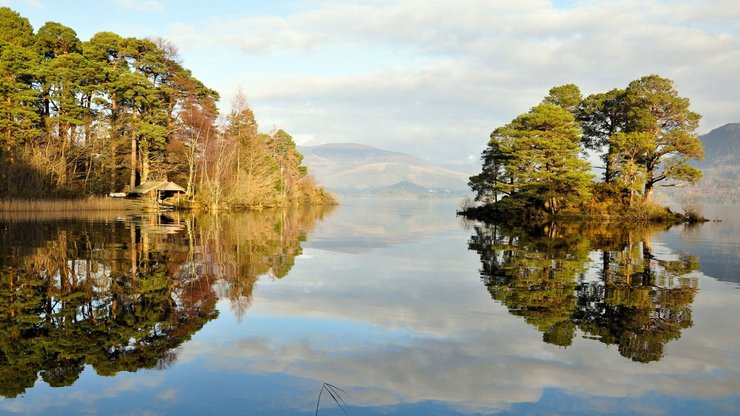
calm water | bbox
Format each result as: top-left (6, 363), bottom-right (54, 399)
top-left (0, 199), bottom-right (738, 415)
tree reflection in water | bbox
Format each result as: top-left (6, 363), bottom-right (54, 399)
top-left (468, 221), bottom-right (699, 363)
top-left (0, 206), bottom-right (332, 398)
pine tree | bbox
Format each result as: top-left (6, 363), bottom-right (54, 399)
top-left (622, 75), bottom-right (703, 200)
top-left (474, 103), bottom-right (593, 215)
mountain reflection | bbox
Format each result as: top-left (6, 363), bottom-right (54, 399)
top-left (468, 221), bottom-right (699, 363)
top-left (0, 206), bottom-right (332, 398)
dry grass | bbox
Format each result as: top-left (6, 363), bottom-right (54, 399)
top-left (0, 210), bottom-right (132, 222)
top-left (623, 199), bottom-right (678, 222)
top-left (0, 197), bottom-right (134, 212)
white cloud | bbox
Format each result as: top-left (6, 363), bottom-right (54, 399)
top-left (175, 220), bottom-right (740, 414)
top-left (167, 0), bottom-right (740, 165)
top-left (157, 389), bottom-right (178, 400)
top-left (115, 0), bottom-right (164, 13)
top-left (168, 16), bottom-right (323, 54)
top-left (291, 133), bottom-right (315, 145)
top-left (0, 0), bottom-right (43, 8)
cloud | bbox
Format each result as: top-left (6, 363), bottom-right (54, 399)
top-left (168, 16), bottom-right (323, 54)
top-left (167, 0), bottom-right (740, 165)
top-left (115, 0), bottom-right (164, 13)
top-left (184, 273), bottom-right (740, 413)
top-left (0, 372), bottom-right (168, 414)
top-left (70, 375), bottom-right (165, 403)
top-left (0, 0), bottom-right (43, 9)
top-left (157, 389), bottom-right (178, 400)
top-left (171, 206), bottom-right (740, 414)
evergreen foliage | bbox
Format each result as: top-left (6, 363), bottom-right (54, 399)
top-left (469, 103), bottom-right (592, 216)
top-left (0, 7), bottom-right (334, 209)
top-left (467, 76), bottom-right (704, 220)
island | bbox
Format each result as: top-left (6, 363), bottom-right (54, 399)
top-left (461, 75), bottom-right (706, 223)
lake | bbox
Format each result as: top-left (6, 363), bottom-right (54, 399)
top-left (0, 199), bottom-right (738, 415)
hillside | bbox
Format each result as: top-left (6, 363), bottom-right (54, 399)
top-left (695, 123), bottom-right (740, 169)
top-left (299, 143), bottom-right (470, 195)
top-left (692, 123), bottom-right (740, 203)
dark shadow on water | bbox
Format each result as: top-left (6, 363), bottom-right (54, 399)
top-left (467, 221), bottom-right (699, 363)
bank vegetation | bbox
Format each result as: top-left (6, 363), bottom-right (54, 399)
top-left (0, 8), bottom-right (335, 211)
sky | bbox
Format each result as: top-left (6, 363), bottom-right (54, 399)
top-left (2, 0), bottom-right (740, 170)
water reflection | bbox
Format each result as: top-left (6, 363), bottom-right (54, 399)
top-left (0, 206), bottom-right (332, 398)
top-left (662, 204), bottom-right (740, 284)
top-left (468, 221), bottom-right (699, 362)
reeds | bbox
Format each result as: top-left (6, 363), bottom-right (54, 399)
top-left (315, 383), bottom-right (350, 416)
top-left (0, 197), bottom-right (133, 212)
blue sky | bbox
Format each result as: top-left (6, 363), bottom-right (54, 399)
top-left (3, 0), bottom-right (739, 169)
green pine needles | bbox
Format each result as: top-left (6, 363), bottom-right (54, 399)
top-left (0, 7), bottom-right (335, 210)
top-left (465, 75), bottom-right (705, 222)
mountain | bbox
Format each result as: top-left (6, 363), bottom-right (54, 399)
top-left (696, 123), bottom-right (740, 168)
top-left (692, 123), bottom-right (740, 203)
top-left (298, 143), bottom-right (470, 195)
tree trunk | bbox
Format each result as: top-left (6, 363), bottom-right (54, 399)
top-left (109, 139), bottom-right (117, 192)
top-left (141, 147), bottom-right (149, 184)
top-left (186, 155), bottom-right (195, 197)
top-left (602, 250), bottom-right (611, 283)
top-left (644, 183), bottom-right (654, 202)
top-left (130, 223), bottom-right (137, 287)
top-left (641, 235), bottom-right (654, 286)
top-left (58, 121), bottom-right (68, 186)
top-left (109, 98), bottom-right (118, 193)
top-left (604, 156), bottom-right (613, 183)
top-left (644, 162), bottom-right (655, 202)
top-left (130, 130), bottom-right (137, 189)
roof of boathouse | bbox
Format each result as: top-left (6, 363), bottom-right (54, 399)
top-left (128, 180), bottom-right (186, 194)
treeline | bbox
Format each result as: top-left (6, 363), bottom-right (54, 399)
top-left (0, 8), bottom-right (334, 208)
top-left (466, 75), bottom-right (704, 220)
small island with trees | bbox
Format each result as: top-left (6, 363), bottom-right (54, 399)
top-left (461, 74), bottom-right (706, 223)
top-left (0, 7), bottom-right (335, 212)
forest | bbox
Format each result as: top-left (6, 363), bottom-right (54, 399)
top-left (465, 75), bottom-right (705, 221)
top-left (0, 8), bottom-right (334, 209)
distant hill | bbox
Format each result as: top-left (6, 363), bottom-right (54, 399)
top-left (299, 143), bottom-right (471, 195)
top-left (692, 123), bottom-right (740, 203)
